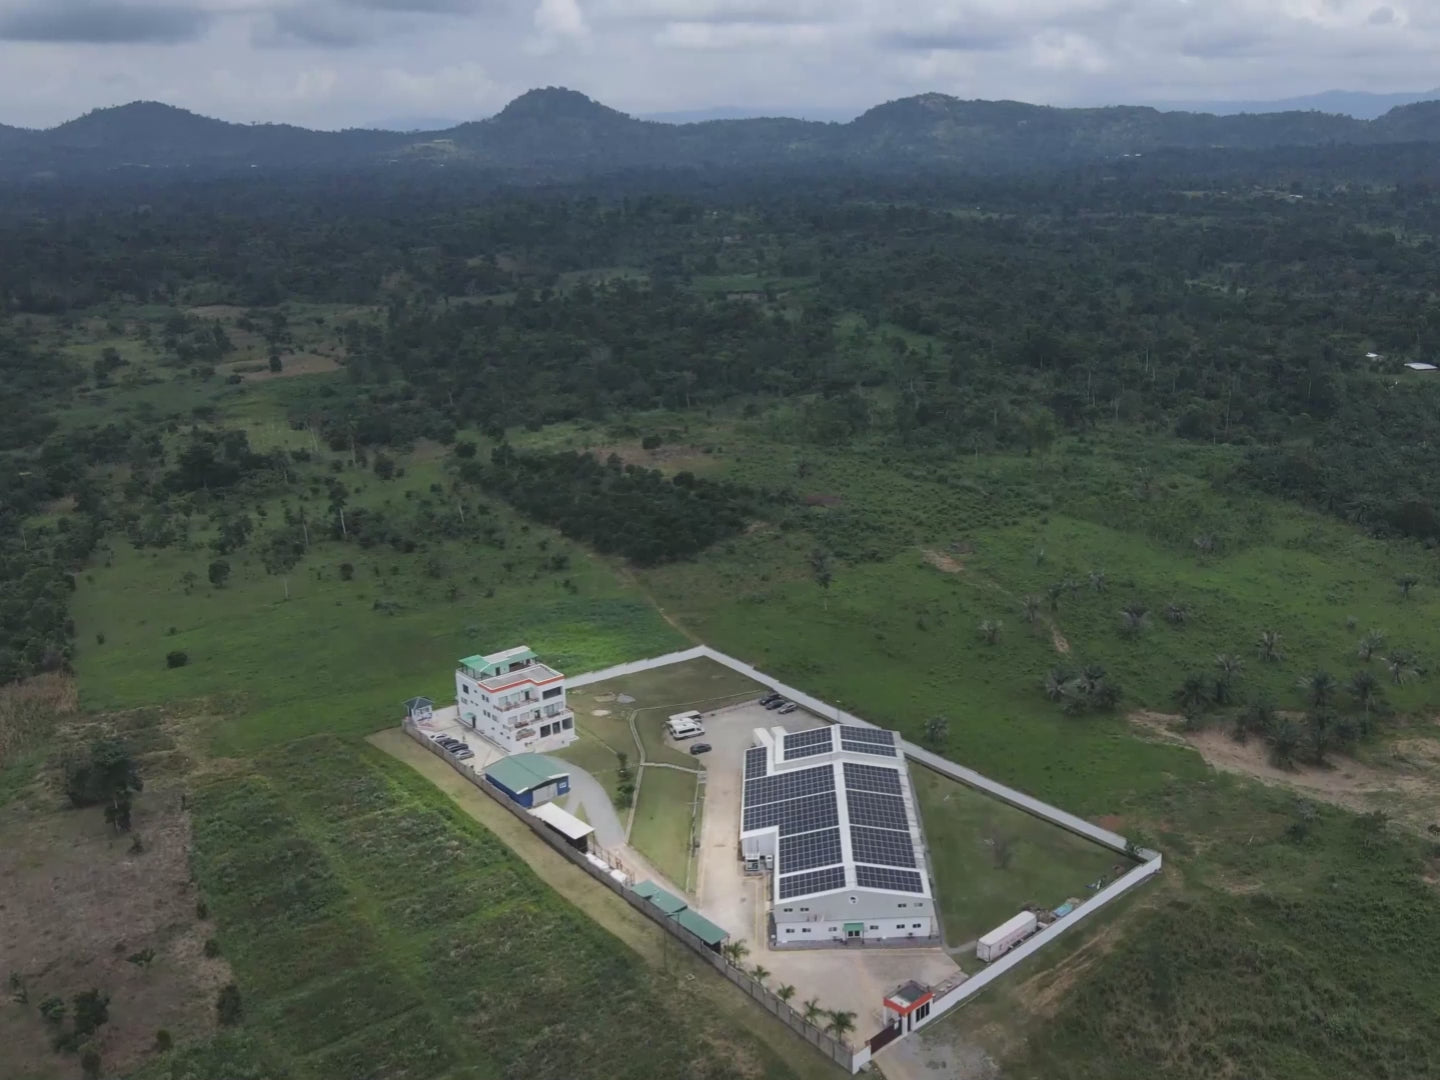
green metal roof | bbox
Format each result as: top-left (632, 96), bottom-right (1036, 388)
top-left (483, 753), bottom-right (568, 793)
top-left (459, 646), bottom-right (537, 676)
top-left (675, 908), bottom-right (728, 945)
top-left (631, 880), bottom-right (662, 899)
top-left (647, 889), bottom-right (688, 916)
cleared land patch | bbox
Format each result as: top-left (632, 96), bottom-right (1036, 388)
top-left (629, 766), bottom-right (701, 889)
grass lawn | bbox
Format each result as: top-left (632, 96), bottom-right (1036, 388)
top-left (910, 765), bottom-right (1125, 944)
top-left (553, 732), bottom-right (629, 806)
top-left (629, 766), bottom-right (700, 890)
top-left (159, 736), bottom-right (805, 1080)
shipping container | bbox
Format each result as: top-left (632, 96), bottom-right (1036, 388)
top-left (976, 911), bottom-right (1038, 962)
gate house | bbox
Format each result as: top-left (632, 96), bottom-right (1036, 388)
top-left (483, 754), bottom-right (570, 808)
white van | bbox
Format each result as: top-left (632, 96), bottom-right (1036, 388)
top-left (666, 711), bottom-right (705, 739)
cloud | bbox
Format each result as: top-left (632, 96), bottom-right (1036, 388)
top-left (0, 0), bottom-right (214, 43)
top-left (534, 0), bottom-right (585, 36)
top-left (256, 6), bottom-right (370, 47)
top-left (341, 0), bottom-right (493, 12)
top-left (597, 0), bottom-right (831, 26)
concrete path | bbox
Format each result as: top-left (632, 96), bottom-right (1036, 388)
top-left (561, 764), bottom-right (627, 849)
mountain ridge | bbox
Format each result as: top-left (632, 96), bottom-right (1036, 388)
top-left (5, 87), bottom-right (1440, 178)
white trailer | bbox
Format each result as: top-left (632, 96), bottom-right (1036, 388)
top-left (666, 711), bottom-right (705, 739)
top-left (976, 911), bottom-right (1038, 962)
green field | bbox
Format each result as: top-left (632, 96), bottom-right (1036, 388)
top-left (629, 766), bottom-right (701, 889)
top-left (911, 765), bottom-right (1124, 944)
top-left (151, 737), bottom-right (808, 1080)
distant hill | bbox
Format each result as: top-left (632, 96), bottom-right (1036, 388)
top-left (5, 87), bottom-right (1440, 179)
top-left (641, 105), bottom-right (859, 124)
top-left (1153, 88), bottom-right (1440, 121)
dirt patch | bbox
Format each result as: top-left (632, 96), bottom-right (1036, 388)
top-left (922, 548), bottom-right (965, 573)
top-left (1129, 711), bottom-right (1440, 832)
top-left (801, 493), bottom-right (843, 507)
top-left (1094, 814), bottom-right (1125, 832)
top-left (579, 442), bottom-right (716, 474)
top-left (235, 351), bottom-right (342, 381)
top-left (591, 709), bottom-right (612, 717)
top-left (0, 782), bottom-right (231, 1080)
top-left (1051, 626), bottom-right (1071, 654)
top-left (0, 673), bottom-right (77, 763)
top-left (184, 304), bottom-right (248, 320)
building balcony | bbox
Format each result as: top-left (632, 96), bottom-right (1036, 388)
top-left (459, 661), bottom-right (564, 693)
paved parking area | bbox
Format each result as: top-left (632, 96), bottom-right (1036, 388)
top-left (412, 706), bottom-right (507, 776)
top-left (692, 702), bottom-right (963, 1035)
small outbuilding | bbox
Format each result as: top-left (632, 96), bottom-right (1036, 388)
top-left (483, 753), bottom-right (570, 808)
top-left (1404, 362), bottom-right (1437, 372)
top-left (675, 908), bottom-right (729, 951)
top-left (529, 801), bottom-right (594, 852)
top-left (402, 696), bottom-right (435, 722)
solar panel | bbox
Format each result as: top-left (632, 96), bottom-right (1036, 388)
top-left (837, 726), bottom-right (895, 746)
top-left (854, 865), bottom-right (924, 893)
top-left (743, 791), bottom-right (839, 834)
top-left (743, 766), bottom-right (833, 808)
top-left (842, 762), bottom-right (903, 795)
top-left (744, 746), bottom-right (769, 780)
top-left (849, 825), bottom-right (917, 868)
top-left (778, 827), bottom-right (843, 873)
top-left (778, 865), bottom-right (847, 900)
top-left (841, 738), bottom-right (898, 758)
top-left (783, 727), bottom-right (834, 761)
top-left (846, 790), bottom-right (909, 830)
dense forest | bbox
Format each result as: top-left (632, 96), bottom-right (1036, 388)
top-left (3, 146), bottom-right (1440, 682)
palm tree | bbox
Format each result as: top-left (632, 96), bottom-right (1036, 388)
top-left (1043, 666), bottom-right (1074, 702)
top-left (750, 964), bottom-right (771, 985)
top-left (1385, 650), bottom-right (1419, 686)
top-left (1267, 716), bottom-right (1302, 769)
top-left (776, 984), bottom-right (796, 1004)
top-left (826, 1010), bottom-right (857, 1041)
top-left (1163, 601), bottom-right (1189, 626)
top-left (1298, 669), bottom-right (1337, 710)
top-left (1257, 629), bottom-right (1283, 663)
top-left (721, 939), bottom-right (749, 965)
top-left (1233, 698), bottom-right (1275, 743)
top-left (1193, 533), bottom-right (1216, 556)
top-left (1046, 581), bottom-right (1066, 611)
top-left (1216, 653), bottom-right (1245, 681)
top-left (1396, 573), bottom-right (1420, 600)
top-left (1118, 603), bottom-right (1148, 637)
top-left (1357, 629), bottom-right (1385, 661)
top-left (1021, 595), bottom-right (1042, 624)
top-left (1175, 673), bottom-right (1210, 712)
top-left (802, 998), bottom-right (824, 1025)
top-left (923, 714), bottom-right (950, 747)
top-left (1348, 670), bottom-right (1382, 737)
top-left (978, 619), bottom-right (1002, 645)
top-left (1089, 569), bottom-right (1107, 593)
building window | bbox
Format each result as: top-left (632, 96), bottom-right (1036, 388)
top-left (562, 717), bottom-right (573, 730)
top-left (898, 903), bottom-right (907, 908)
top-left (462, 683), bottom-right (471, 694)
top-left (782, 907), bottom-right (793, 913)
top-left (915, 1002), bottom-right (930, 1023)
top-left (801, 928), bottom-right (811, 934)
top-left (913, 923), bottom-right (923, 928)
top-left (848, 896), bottom-right (857, 904)
top-left (543, 686), bottom-right (562, 699)
top-left (799, 906), bottom-right (809, 912)
top-left (869, 925), bottom-right (878, 930)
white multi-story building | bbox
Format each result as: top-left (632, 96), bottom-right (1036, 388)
top-left (455, 645), bottom-right (576, 754)
top-left (741, 724), bottom-right (937, 947)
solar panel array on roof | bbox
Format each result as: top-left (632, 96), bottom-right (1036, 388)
top-left (782, 727), bottom-right (835, 761)
top-left (842, 761), bottom-right (903, 795)
top-left (837, 726), bottom-right (894, 746)
top-left (847, 789), bottom-right (909, 830)
top-left (778, 865), bottom-right (847, 899)
top-left (743, 791), bottom-right (839, 835)
top-left (778, 827), bottom-right (843, 874)
top-left (744, 765), bottom-right (832, 806)
top-left (744, 746), bottom-right (769, 780)
top-left (854, 865), bottom-right (924, 893)
top-left (850, 825), bottom-right (917, 868)
top-left (840, 736), bottom-right (898, 758)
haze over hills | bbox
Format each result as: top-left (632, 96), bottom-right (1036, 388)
top-left (1154, 87), bottom-right (1440, 120)
top-left (5, 86), bottom-right (1440, 180)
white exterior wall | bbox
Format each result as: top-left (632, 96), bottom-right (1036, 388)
top-left (773, 890), bottom-right (935, 945)
top-left (456, 670), bottom-right (576, 753)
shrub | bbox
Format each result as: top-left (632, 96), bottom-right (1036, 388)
top-left (216, 983), bottom-right (242, 1026)
top-left (80, 1046), bottom-right (101, 1079)
top-left (339, 562), bottom-right (355, 581)
top-left (154, 1029), bottom-right (173, 1052)
top-left (166, 650), bottom-right (188, 669)
top-left (203, 937), bottom-right (221, 958)
top-left (195, 899), bottom-right (208, 919)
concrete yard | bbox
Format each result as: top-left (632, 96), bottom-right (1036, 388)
top-left (693, 702), bottom-right (963, 1037)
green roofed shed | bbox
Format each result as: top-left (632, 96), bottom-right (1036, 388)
top-left (632, 880), bottom-right (663, 899)
top-left (646, 888), bottom-right (688, 916)
top-left (675, 908), bottom-right (728, 946)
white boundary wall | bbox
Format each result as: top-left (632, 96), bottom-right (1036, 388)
top-left (569, 645), bottom-right (1163, 1069)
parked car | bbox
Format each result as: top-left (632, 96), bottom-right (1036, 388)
top-left (778, 704), bottom-right (798, 715)
top-left (765, 698), bottom-right (787, 710)
top-left (453, 748), bottom-right (474, 760)
top-left (688, 742), bottom-right (712, 755)
top-left (759, 693), bottom-right (780, 706)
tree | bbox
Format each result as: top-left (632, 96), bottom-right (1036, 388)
top-left (1020, 594), bottom-right (1042, 623)
top-left (166, 650), bottom-right (188, 669)
top-left (776, 984), bottom-right (796, 1003)
top-left (827, 1010), bottom-right (857, 1040)
top-left (38, 996), bottom-right (65, 1024)
top-left (1232, 698), bottom-right (1275, 743)
top-left (1088, 569), bottom-right (1107, 592)
top-left (1257, 629), bottom-right (1283, 663)
top-left (1175, 673), bottom-right (1210, 712)
top-left (373, 453), bottom-right (396, 480)
top-left (216, 983), bottom-right (243, 1026)
top-left (268, 353), bottom-right (283, 374)
top-left (454, 440), bottom-right (477, 459)
top-left (154, 1029), bottom-right (173, 1052)
top-left (923, 714), bottom-right (949, 748)
top-left (802, 998), bottom-right (824, 1025)
top-left (1118, 603), bottom-right (1148, 637)
top-left (80, 1047), bottom-right (102, 1080)
top-left (339, 562), bottom-right (355, 581)
top-left (750, 964), bottom-right (771, 985)
top-left (1357, 628), bottom-right (1385, 661)
top-left (1396, 573), bottom-right (1419, 600)
top-left (208, 559), bottom-right (231, 587)
top-left (1348, 670), bottom-right (1383, 736)
top-left (1384, 650), bottom-right (1419, 685)
top-left (810, 549), bottom-right (833, 610)
top-left (1298, 669), bottom-right (1337, 710)
top-left (1163, 601), bottom-right (1189, 626)
top-left (1267, 716), bottom-right (1302, 769)
top-left (65, 740), bottom-right (143, 832)
top-left (978, 619), bottom-right (1001, 645)
top-left (72, 989), bottom-right (110, 1038)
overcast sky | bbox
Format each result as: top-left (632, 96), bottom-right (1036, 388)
top-left (0, 0), bottom-right (1434, 129)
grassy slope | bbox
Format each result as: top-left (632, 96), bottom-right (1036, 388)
top-left (143, 738), bottom-right (805, 1080)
